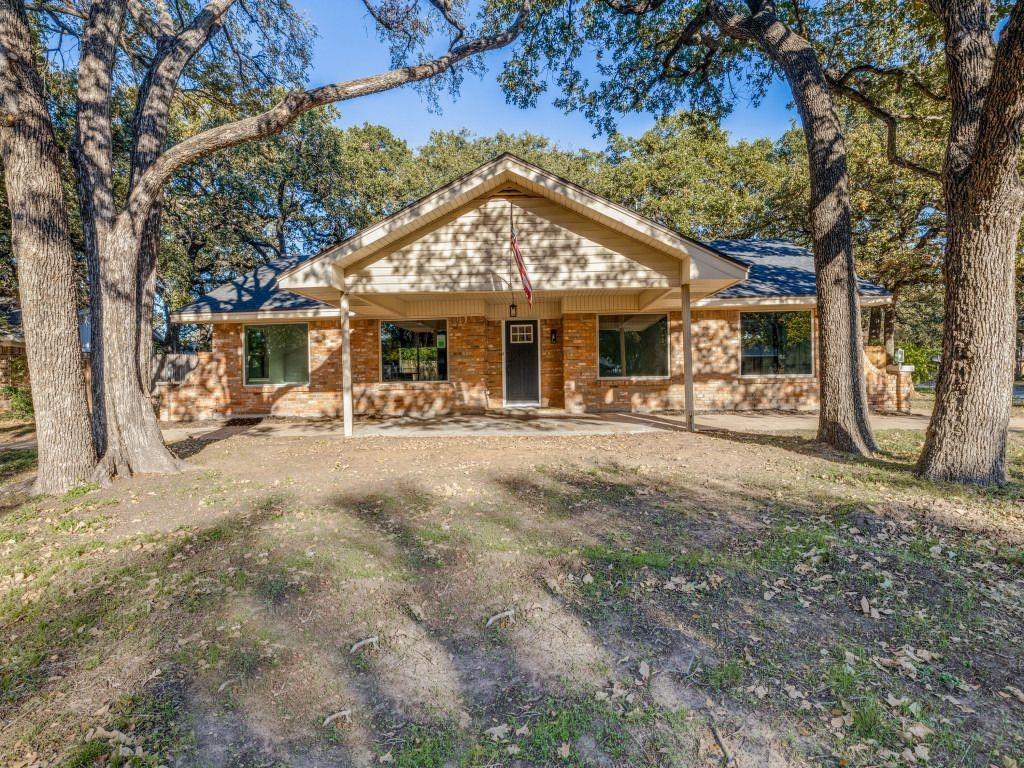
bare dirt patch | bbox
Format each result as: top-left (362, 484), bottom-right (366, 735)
top-left (1, 426), bottom-right (1022, 767)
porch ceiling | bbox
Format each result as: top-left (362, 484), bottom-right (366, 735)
top-left (330, 285), bottom-right (729, 320)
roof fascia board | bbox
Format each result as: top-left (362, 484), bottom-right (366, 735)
top-left (696, 294), bottom-right (892, 309)
top-left (170, 307), bottom-right (339, 323)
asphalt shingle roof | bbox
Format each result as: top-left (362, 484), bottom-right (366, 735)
top-left (174, 256), bottom-right (326, 316)
top-left (706, 239), bottom-right (890, 299)
top-left (174, 239), bottom-right (890, 318)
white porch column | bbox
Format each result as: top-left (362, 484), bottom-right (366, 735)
top-left (340, 290), bottom-right (353, 437)
top-left (680, 282), bottom-right (696, 432)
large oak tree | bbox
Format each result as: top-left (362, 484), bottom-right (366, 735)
top-left (503, 0), bottom-right (878, 454)
top-left (1, 0), bottom-right (531, 493)
top-left (819, 0), bottom-right (1024, 483)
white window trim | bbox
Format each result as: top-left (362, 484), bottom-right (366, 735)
top-left (509, 323), bottom-right (534, 344)
top-left (378, 318), bottom-right (450, 384)
top-left (595, 313), bottom-right (672, 381)
top-left (241, 322), bottom-right (311, 388)
top-left (737, 309), bottom-right (816, 379)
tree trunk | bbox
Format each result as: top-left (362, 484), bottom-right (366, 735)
top-left (916, 0), bottom-right (1024, 484)
top-left (96, 219), bottom-right (182, 478)
top-left (0, 0), bottom-right (97, 493)
top-left (752, 16), bottom-right (877, 455)
top-left (136, 206), bottom-right (161, 397)
top-left (917, 185), bottom-right (1021, 483)
top-left (73, 0), bottom-right (127, 460)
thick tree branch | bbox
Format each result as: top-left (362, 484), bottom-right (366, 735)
top-left (130, 0), bottom-right (237, 186)
top-left (826, 72), bottom-right (942, 180)
top-left (25, 1), bottom-right (86, 20)
top-left (125, 0), bottom-right (171, 41)
top-left (72, 0), bottom-right (126, 243)
top-left (705, 0), bottom-right (759, 42)
top-left (936, 0), bottom-right (996, 184)
top-left (123, 4), bottom-right (532, 232)
top-left (429, 0), bottom-right (466, 46)
top-left (602, 0), bottom-right (668, 14)
top-left (972, 0), bottom-right (1024, 194)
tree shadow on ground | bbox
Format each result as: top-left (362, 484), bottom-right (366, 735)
top-left (2, 439), bottom-right (1022, 767)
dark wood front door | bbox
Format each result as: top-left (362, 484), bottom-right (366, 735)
top-left (505, 320), bottom-right (540, 405)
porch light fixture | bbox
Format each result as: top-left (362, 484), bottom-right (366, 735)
top-left (509, 302), bottom-right (518, 318)
top-left (550, 328), bottom-right (557, 343)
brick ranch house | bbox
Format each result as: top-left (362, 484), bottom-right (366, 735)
top-left (164, 154), bottom-right (911, 432)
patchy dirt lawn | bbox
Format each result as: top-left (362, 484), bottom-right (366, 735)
top-left (1, 422), bottom-right (1023, 768)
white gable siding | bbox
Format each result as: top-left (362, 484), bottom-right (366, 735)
top-left (343, 191), bottom-right (681, 293)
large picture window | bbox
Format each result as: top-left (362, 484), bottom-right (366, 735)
top-left (381, 319), bottom-right (448, 382)
top-left (740, 311), bottom-right (813, 376)
top-left (244, 324), bottom-right (309, 385)
top-left (598, 314), bottom-right (669, 378)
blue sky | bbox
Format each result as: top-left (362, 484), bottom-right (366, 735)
top-left (296, 0), bottom-right (798, 150)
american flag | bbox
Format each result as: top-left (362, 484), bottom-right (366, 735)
top-left (510, 214), bottom-right (533, 306)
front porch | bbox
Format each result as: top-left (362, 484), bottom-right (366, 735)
top-left (165, 155), bottom-right (909, 427)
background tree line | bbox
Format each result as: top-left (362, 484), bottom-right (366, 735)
top-left (0, 104), bottom-right (955, 362)
top-left (2, 0), bottom-right (1022, 492)
top-left (146, 110), bottom-right (967, 375)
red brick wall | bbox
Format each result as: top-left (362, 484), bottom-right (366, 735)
top-left (690, 309), bottom-right (821, 412)
top-left (159, 320), bottom-right (346, 420)
top-left (160, 308), bottom-right (910, 421)
top-left (484, 321), bottom-right (503, 408)
top-left (562, 309), bottom-right (818, 413)
top-left (864, 353), bottom-right (915, 412)
top-left (0, 343), bottom-right (29, 412)
top-left (563, 312), bottom-right (688, 413)
top-left (540, 318), bottom-right (564, 408)
top-left (160, 317), bottom-right (493, 420)
top-left (0, 344), bottom-right (28, 389)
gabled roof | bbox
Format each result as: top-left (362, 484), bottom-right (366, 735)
top-left (277, 153), bottom-right (749, 292)
top-left (706, 239), bottom-right (890, 301)
top-left (171, 239), bottom-right (891, 321)
top-left (173, 257), bottom-right (340, 321)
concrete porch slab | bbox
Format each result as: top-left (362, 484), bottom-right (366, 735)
top-left (161, 411), bottom-right (666, 443)
top-left (158, 408), bottom-right (1024, 445)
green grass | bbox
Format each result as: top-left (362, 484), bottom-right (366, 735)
top-left (0, 448), bottom-right (36, 481)
top-left (849, 696), bottom-right (890, 742)
top-left (519, 701), bottom-right (596, 763)
top-left (390, 727), bottom-right (456, 768)
top-left (61, 482), bottom-right (99, 501)
top-left (582, 545), bottom-right (674, 570)
top-left (702, 659), bottom-right (745, 692)
top-left (57, 740), bottom-right (108, 768)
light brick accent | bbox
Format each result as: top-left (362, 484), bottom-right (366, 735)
top-left (0, 344), bottom-right (28, 389)
top-left (690, 309), bottom-right (820, 412)
top-left (160, 308), bottom-right (912, 421)
top-left (864, 353), bottom-right (915, 412)
top-left (540, 318), bottom-right (564, 408)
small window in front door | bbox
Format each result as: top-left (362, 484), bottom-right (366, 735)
top-left (510, 323), bottom-right (534, 344)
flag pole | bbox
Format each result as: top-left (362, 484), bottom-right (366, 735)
top-left (508, 200), bottom-right (516, 317)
